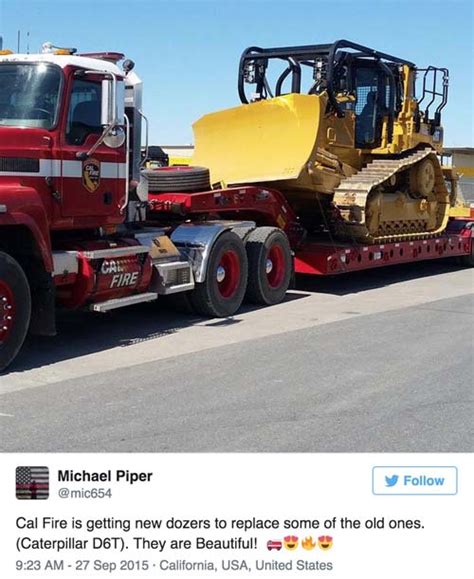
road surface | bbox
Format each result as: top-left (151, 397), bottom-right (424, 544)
top-left (0, 259), bottom-right (472, 452)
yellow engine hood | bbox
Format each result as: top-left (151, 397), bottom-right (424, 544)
top-left (192, 93), bottom-right (323, 187)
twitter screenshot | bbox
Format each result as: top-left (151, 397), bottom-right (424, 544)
top-left (0, 455), bottom-right (472, 578)
top-left (0, 1), bottom-right (472, 578)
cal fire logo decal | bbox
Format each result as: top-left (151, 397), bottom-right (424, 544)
top-left (82, 158), bottom-right (101, 192)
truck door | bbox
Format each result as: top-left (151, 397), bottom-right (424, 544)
top-left (59, 77), bottom-right (125, 218)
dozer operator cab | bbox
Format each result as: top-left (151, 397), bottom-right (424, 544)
top-left (237, 39), bottom-right (449, 151)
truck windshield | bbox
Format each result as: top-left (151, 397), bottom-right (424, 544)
top-left (0, 63), bottom-right (61, 129)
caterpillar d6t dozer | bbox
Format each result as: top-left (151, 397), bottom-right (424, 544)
top-left (192, 40), bottom-right (460, 243)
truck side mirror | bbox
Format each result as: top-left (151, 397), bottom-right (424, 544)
top-left (101, 79), bottom-right (114, 126)
top-left (101, 79), bottom-right (126, 149)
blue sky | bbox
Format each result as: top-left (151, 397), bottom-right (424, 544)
top-left (0, 0), bottom-right (472, 146)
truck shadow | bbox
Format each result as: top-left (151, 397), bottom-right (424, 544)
top-left (11, 291), bottom-right (308, 373)
top-left (8, 258), bottom-right (466, 373)
top-left (296, 258), bottom-right (467, 295)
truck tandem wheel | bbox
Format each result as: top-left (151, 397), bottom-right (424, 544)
top-left (190, 231), bottom-right (248, 317)
top-left (245, 227), bottom-right (292, 305)
top-left (0, 252), bottom-right (31, 372)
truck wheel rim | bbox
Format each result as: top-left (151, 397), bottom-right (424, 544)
top-left (0, 280), bottom-right (15, 343)
top-left (217, 250), bottom-right (240, 298)
top-left (267, 244), bottom-right (285, 288)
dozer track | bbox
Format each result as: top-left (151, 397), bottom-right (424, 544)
top-left (332, 148), bottom-right (450, 243)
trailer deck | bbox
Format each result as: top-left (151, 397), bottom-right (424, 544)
top-left (295, 221), bottom-right (473, 275)
top-left (148, 186), bottom-right (474, 277)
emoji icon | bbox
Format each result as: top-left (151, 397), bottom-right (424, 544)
top-left (267, 540), bottom-right (282, 551)
top-left (385, 474), bottom-right (399, 487)
top-left (283, 535), bottom-right (299, 551)
top-left (318, 535), bottom-right (333, 550)
top-left (301, 536), bottom-right (316, 550)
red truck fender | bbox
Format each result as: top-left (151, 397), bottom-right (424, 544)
top-left (0, 183), bottom-right (53, 272)
top-left (0, 184), bottom-right (56, 339)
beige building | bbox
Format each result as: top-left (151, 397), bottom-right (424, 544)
top-left (161, 145), bottom-right (194, 165)
top-left (443, 147), bottom-right (474, 202)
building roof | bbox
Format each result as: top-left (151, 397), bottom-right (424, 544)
top-left (160, 145), bottom-right (194, 149)
top-left (443, 147), bottom-right (474, 155)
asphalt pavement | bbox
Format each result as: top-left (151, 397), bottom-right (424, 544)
top-left (0, 259), bottom-right (472, 452)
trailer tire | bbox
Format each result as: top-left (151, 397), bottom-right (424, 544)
top-left (190, 231), bottom-right (248, 317)
top-left (143, 166), bottom-right (211, 193)
top-left (459, 237), bottom-right (474, 267)
top-left (0, 252), bottom-right (31, 372)
top-left (245, 227), bottom-right (292, 305)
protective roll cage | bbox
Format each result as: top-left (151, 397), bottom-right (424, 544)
top-left (238, 40), bottom-right (413, 115)
top-left (416, 66), bottom-right (449, 131)
top-left (238, 39), bottom-right (448, 131)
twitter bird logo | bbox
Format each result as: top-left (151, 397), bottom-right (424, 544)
top-left (385, 474), bottom-right (399, 487)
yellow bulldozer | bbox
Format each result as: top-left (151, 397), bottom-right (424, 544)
top-left (192, 40), bottom-right (468, 243)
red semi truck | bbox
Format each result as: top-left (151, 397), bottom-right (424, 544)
top-left (0, 44), bottom-right (472, 371)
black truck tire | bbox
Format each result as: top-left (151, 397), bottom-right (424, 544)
top-left (0, 251), bottom-right (31, 372)
top-left (245, 227), bottom-right (292, 305)
top-left (190, 231), bottom-right (248, 317)
top-left (143, 166), bottom-right (211, 193)
top-left (459, 235), bottom-right (474, 267)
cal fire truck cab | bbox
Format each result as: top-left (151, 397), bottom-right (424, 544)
top-left (0, 43), bottom-right (295, 371)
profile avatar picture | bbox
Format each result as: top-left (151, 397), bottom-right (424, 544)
top-left (16, 466), bottom-right (49, 500)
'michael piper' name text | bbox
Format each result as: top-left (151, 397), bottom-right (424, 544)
top-left (58, 470), bottom-right (154, 485)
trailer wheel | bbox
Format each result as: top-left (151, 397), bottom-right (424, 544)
top-left (143, 166), bottom-right (211, 193)
top-left (245, 227), bottom-right (292, 305)
top-left (0, 252), bottom-right (31, 372)
top-left (190, 231), bottom-right (248, 317)
top-left (459, 235), bottom-right (474, 267)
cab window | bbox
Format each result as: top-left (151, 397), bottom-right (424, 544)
top-left (355, 67), bottom-right (379, 147)
top-left (0, 63), bottom-right (61, 129)
top-left (66, 79), bottom-right (102, 145)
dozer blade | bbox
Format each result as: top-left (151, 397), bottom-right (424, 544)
top-left (192, 93), bottom-right (323, 187)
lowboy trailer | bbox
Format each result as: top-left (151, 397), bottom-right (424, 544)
top-left (148, 183), bottom-right (473, 277)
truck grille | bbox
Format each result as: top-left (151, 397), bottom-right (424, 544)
top-left (167, 266), bottom-right (191, 286)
